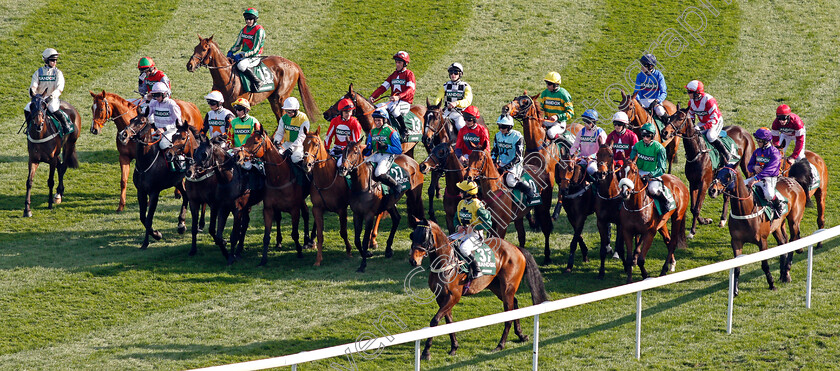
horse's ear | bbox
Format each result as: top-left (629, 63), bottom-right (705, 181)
top-left (197, 33), bottom-right (202, 41)
top-left (676, 102), bottom-right (681, 111)
top-left (89, 90), bottom-right (96, 97)
top-left (314, 126), bottom-right (321, 136)
top-left (631, 92), bottom-right (637, 100)
top-left (621, 90), bottom-right (627, 98)
top-left (523, 90), bottom-right (528, 96)
top-left (208, 34), bottom-right (214, 41)
top-left (426, 97), bottom-right (430, 107)
top-left (348, 84), bottom-right (354, 95)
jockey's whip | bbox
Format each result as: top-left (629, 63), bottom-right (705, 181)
top-left (362, 96), bottom-right (389, 115)
top-left (17, 121), bottom-right (26, 134)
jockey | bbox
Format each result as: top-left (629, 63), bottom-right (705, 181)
top-left (369, 51), bottom-right (416, 139)
top-left (433, 62), bottom-right (473, 131)
top-left (629, 122), bottom-right (669, 207)
top-left (633, 54), bottom-right (669, 123)
top-left (146, 82), bottom-right (182, 150)
top-left (569, 109), bottom-right (607, 177)
top-left (747, 128), bottom-right (784, 219)
top-left (538, 71), bottom-right (574, 142)
top-left (229, 98), bottom-right (260, 148)
top-left (228, 7), bottom-right (266, 90)
top-left (491, 114), bottom-right (537, 203)
top-left (454, 106), bottom-right (489, 165)
top-left (605, 111), bottom-right (638, 167)
top-left (325, 98), bottom-right (363, 167)
top-left (363, 106), bottom-right (403, 193)
top-left (451, 180), bottom-right (491, 281)
top-left (273, 97), bottom-right (311, 167)
top-left (27, 48), bottom-right (73, 135)
top-left (686, 79), bottom-right (732, 164)
top-left (137, 57), bottom-right (170, 113)
top-left (770, 104), bottom-right (806, 165)
top-left (202, 90), bottom-right (234, 139)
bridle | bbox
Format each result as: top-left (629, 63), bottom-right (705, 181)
top-left (92, 96), bottom-right (134, 130)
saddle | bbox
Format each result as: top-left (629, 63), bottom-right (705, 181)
top-left (450, 240), bottom-right (497, 276)
top-left (237, 60), bottom-right (275, 93)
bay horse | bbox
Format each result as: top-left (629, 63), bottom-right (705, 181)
top-left (300, 128), bottom-right (361, 266)
top-left (466, 150), bottom-right (554, 263)
top-left (322, 84), bottom-right (423, 157)
top-left (418, 142), bottom-right (466, 233)
top-left (121, 117), bottom-right (189, 249)
top-left (554, 153), bottom-right (595, 273)
top-left (591, 145), bottom-right (628, 279)
top-left (618, 90), bottom-right (680, 173)
top-left (239, 126), bottom-right (313, 266)
top-left (617, 160), bottom-right (689, 283)
top-left (409, 219), bottom-right (548, 360)
top-left (23, 94), bottom-right (80, 217)
top-left (187, 34), bottom-right (320, 122)
top-left (91, 90), bottom-right (204, 211)
top-left (708, 166), bottom-right (807, 295)
top-left (780, 150), bottom-right (828, 247)
top-left (338, 140), bottom-right (425, 272)
top-left (170, 127), bottom-right (217, 257)
top-left (661, 105), bottom-right (755, 236)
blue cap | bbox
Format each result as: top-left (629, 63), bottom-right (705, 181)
top-left (582, 109), bottom-right (599, 122)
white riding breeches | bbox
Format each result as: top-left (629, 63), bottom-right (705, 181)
top-left (279, 141), bottom-right (304, 163)
top-left (444, 108), bottom-right (466, 131)
top-left (639, 170), bottom-right (664, 197)
top-left (778, 135), bottom-right (806, 160)
top-left (367, 153), bottom-right (395, 177)
top-left (745, 176), bottom-right (777, 201)
top-left (386, 100), bottom-right (411, 118)
top-left (699, 119), bottom-right (724, 142)
top-left (578, 157), bottom-right (598, 176)
top-left (158, 125), bottom-right (177, 149)
top-left (24, 96), bottom-right (61, 113)
top-left (236, 57), bottom-right (262, 71)
top-left (504, 172), bottom-right (518, 188)
top-left (449, 230), bottom-right (484, 256)
top-left (546, 124), bottom-right (566, 140)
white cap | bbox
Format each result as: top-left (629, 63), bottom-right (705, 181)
top-left (611, 111), bottom-right (629, 124)
top-left (204, 90), bottom-right (224, 103)
top-left (282, 97), bottom-right (300, 110)
top-left (42, 48), bottom-right (59, 61)
top-left (151, 82), bottom-right (170, 95)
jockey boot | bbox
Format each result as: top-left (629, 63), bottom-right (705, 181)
top-left (395, 115), bottom-right (408, 139)
top-left (463, 253), bottom-right (481, 280)
top-left (514, 181), bottom-right (537, 204)
top-left (53, 111), bottom-right (73, 136)
top-left (711, 138), bottom-right (732, 165)
top-left (771, 197), bottom-right (784, 220)
top-left (376, 173), bottom-right (400, 194)
top-left (243, 69), bottom-right (262, 90)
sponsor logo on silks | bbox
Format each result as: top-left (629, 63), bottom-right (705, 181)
top-left (544, 99), bottom-right (565, 107)
top-left (392, 78), bottom-right (406, 87)
top-left (458, 209), bottom-right (472, 221)
top-left (445, 91), bottom-right (464, 98)
top-left (756, 156), bottom-right (771, 165)
top-left (497, 142), bottom-right (513, 150)
top-left (242, 34), bottom-right (254, 40)
top-left (638, 153), bottom-right (655, 162)
top-left (692, 110), bottom-right (709, 117)
top-left (463, 133), bottom-right (481, 144)
top-left (39, 75), bottom-right (56, 81)
top-left (613, 143), bottom-right (630, 150)
top-left (234, 128), bottom-right (251, 135)
top-left (285, 123), bottom-right (299, 132)
top-left (780, 128), bottom-right (796, 134)
top-left (336, 128), bottom-right (351, 136)
top-left (209, 119), bottom-right (225, 127)
top-left (155, 110), bottom-right (171, 118)
top-left (582, 135), bottom-right (598, 143)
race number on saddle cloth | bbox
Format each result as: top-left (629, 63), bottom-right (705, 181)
top-left (491, 114), bottom-right (538, 205)
top-left (273, 98), bottom-right (310, 164)
top-left (633, 54), bottom-right (669, 126)
top-left (433, 62), bottom-right (473, 131)
top-left (27, 48), bottom-right (73, 136)
top-left (771, 105), bottom-right (806, 161)
top-left (146, 82), bottom-right (182, 150)
top-left (570, 109), bottom-right (607, 176)
top-left (454, 106), bottom-right (489, 164)
top-left (203, 90), bottom-right (234, 138)
top-left (629, 123), bottom-right (675, 214)
top-left (606, 111), bottom-right (638, 166)
top-left (746, 128), bottom-right (784, 219)
top-left (229, 98), bottom-right (260, 148)
top-left (370, 51), bottom-right (416, 138)
top-left (325, 99), bottom-right (363, 164)
top-left (363, 107), bottom-right (405, 194)
top-left (539, 71), bottom-right (574, 141)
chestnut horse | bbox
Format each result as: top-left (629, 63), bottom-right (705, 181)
top-left (662, 106), bottom-right (755, 236)
top-left (187, 35), bottom-right (319, 122)
top-left (91, 90), bottom-right (204, 211)
top-left (409, 219), bottom-right (548, 360)
top-left (555, 153), bottom-right (595, 273)
top-left (708, 167), bottom-right (806, 295)
top-left (239, 127), bottom-right (313, 266)
top-left (618, 90), bottom-right (679, 173)
top-left (591, 145), bottom-right (627, 279)
top-left (23, 94), bottom-right (80, 217)
top-left (617, 160), bottom-right (688, 283)
top-left (418, 142), bottom-right (466, 233)
top-left (338, 140), bottom-right (425, 272)
top-left (780, 150), bottom-right (828, 247)
top-left (466, 150), bottom-right (554, 263)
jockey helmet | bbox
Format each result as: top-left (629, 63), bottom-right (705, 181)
top-left (448, 63), bottom-right (463, 75)
top-left (243, 8), bottom-right (259, 19)
top-left (204, 90), bottom-right (224, 104)
top-left (640, 53), bottom-right (657, 67)
top-left (753, 127), bottom-right (772, 142)
top-left (581, 109), bottom-right (599, 123)
top-left (338, 98), bottom-right (355, 111)
top-left (640, 122), bottom-right (656, 137)
top-left (685, 80), bottom-right (705, 95)
top-left (137, 57), bottom-right (155, 70)
top-left (456, 180), bottom-right (479, 195)
top-left (151, 82), bottom-right (170, 96)
top-left (372, 106), bottom-right (389, 120)
top-left (393, 51), bottom-right (410, 64)
top-left (232, 98), bottom-right (251, 111)
top-left (496, 114), bottom-right (514, 129)
top-left (611, 111), bottom-right (629, 125)
top-left (462, 105), bottom-right (480, 121)
top-left (282, 97), bottom-right (300, 110)
top-left (42, 48), bottom-right (59, 62)
top-left (544, 71), bottom-right (561, 85)
top-left (776, 104), bottom-right (791, 116)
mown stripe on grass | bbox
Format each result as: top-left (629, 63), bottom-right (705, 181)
top-left (0, 1), bottom-right (48, 37)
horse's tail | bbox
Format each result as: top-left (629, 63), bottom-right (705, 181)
top-left (520, 247), bottom-right (550, 304)
top-left (63, 140), bottom-right (79, 169)
top-left (296, 67), bottom-right (321, 122)
top-left (788, 159), bottom-right (814, 207)
top-left (671, 198), bottom-right (688, 250)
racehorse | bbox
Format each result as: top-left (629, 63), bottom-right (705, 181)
top-left (618, 90), bottom-right (680, 173)
top-left (23, 93), bottom-right (80, 217)
top-left (409, 219), bottom-right (548, 360)
top-left (779, 150), bottom-right (828, 247)
top-left (338, 140), bottom-right (425, 272)
top-left (187, 34), bottom-right (320, 122)
top-left (170, 127), bottom-right (217, 257)
top-left (554, 153), bottom-right (595, 273)
top-left (120, 117), bottom-right (189, 249)
top-left (708, 166), bottom-right (807, 295)
top-left (418, 142), bottom-right (466, 233)
top-left (617, 160), bottom-right (689, 283)
top-left (662, 105), bottom-right (755, 236)
top-left (466, 150), bottom-right (554, 262)
top-left (300, 128), bottom-right (361, 266)
top-left (591, 145), bottom-right (628, 279)
top-left (322, 84), bottom-right (423, 157)
top-left (90, 90), bottom-right (204, 211)
top-left (239, 126), bottom-right (313, 266)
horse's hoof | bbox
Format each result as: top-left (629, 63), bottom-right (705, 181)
top-left (612, 252), bottom-right (620, 259)
top-left (257, 259), bottom-right (267, 267)
top-left (54, 194), bottom-right (62, 205)
top-left (582, 256), bottom-right (590, 263)
top-left (116, 205), bottom-right (124, 213)
top-left (448, 349), bottom-right (457, 356)
top-left (151, 231), bottom-right (162, 240)
top-left (177, 224), bottom-right (186, 235)
top-left (596, 273), bottom-right (605, 280)
top-left (140, 242), bottom-right (149, 250)
top-left (541, 257), bottom-right (552, 266)
top-left (356, 267), bottom-right (366, 273)
top-left (517, 335), bottom-right (529, 342)
top-left (688, 232), bottom-right (695, 239)
top-left (297, 252), bottom-right (304, 259)
top-left (718, 220), bottom-right (727, 228)
top-left (420, 353), bottom-right (431, 361)
top-left (48, 204), bottom-right (54, 210)
top-left (23, 210), bottom-right (32, 218)
top-left (669, 262), bottom-right (676, 272)
top-left (385, 249), bottom-right (394, 259)
top-left (188, 249), bottom-right (197, 257)
top-left (362, 250), bottom-right (374, 258)
top-left (493, 345), bottom-right (505, 352)
top-left (564, 268), bottom-right (572, 274)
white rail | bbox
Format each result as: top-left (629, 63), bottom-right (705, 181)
top-left (192, 226), bottom-right (838, 371)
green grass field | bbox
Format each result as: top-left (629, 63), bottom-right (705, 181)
top-left (1, 0), bottom-right (839, 369)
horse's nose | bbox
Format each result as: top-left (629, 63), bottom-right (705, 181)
top-left (419, 163), bottom-right (428, 173)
